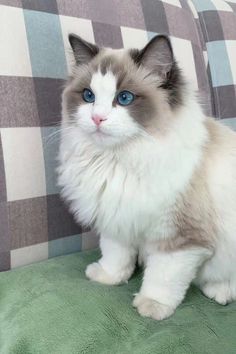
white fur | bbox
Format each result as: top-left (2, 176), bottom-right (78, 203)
top-left (86, 237), bottom-right (136, 285)
top-left (58, 69), bottom-right (236, 320)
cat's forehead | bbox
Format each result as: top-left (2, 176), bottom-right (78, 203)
top-left (71, 48), bottom-right (154, 97)
top-left (90, 70), bottom-right (117, 97)
top-left (91, 49), bottom-right (136, 91)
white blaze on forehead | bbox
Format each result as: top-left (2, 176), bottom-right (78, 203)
top-left (90, 70), bottom-right (117, 115)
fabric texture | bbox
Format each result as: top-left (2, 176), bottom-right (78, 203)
top-left (191, 0), bottom-right (236, 129)
top-left (0, 0), bottom-right (235, 271)
top-left (0, 249), bottom-right (235, 354)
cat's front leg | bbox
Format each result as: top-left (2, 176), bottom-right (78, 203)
top-left (133, 247), bottom-right (212, 320)
top-left (86, 236), bottom-right (137, 285)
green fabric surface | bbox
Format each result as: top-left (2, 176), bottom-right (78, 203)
top-left (0, 250), bottom-right (235, 354)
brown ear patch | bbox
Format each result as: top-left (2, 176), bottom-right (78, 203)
top-left (129, 35), bottom-right (185, 109)
top-left (153, 119), bottom-right (222, 254)
top-left (69, 34), bottom-right (99, 65)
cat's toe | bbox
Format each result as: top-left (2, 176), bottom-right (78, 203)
top-left (201, 282), bottom-right (233, 305)
top-left (132, 293), bottom-right (143, 308)
top-left (85, 262), bottom-right (120, 285)
top-left (133, 294), bottom-right (175, 320)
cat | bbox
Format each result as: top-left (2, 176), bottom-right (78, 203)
top-left (58, 33), bottom-right (236, 320)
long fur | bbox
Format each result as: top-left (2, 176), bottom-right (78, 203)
top-left (58, 35), bottom-right (236, 320)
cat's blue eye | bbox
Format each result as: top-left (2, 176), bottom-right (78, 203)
top-left (117, 91), bottom-right (134, 106)
top-left (82, 88), bottom-right (95, 103)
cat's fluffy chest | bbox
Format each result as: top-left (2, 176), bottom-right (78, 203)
top-left (58, 135), bottom-right (192, 242)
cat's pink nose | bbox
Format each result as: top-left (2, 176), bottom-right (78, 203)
top-left (92, 114), bottom-right (107, 126)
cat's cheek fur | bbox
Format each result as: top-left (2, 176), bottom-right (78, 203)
top-left (76, 103), bottom-right (96, 134)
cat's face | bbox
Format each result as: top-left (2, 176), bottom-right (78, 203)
top-left (63, 34), bottom-right (183, 147)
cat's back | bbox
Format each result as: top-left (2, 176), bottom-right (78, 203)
top-left (203, 118), bottom-right (236, 235)
top-left (205, 118), bottom-right (236, 155)
top-left (204, 118), bottom-right (236, 190)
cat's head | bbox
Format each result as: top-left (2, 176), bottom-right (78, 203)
top-left (62, 34), bottom-right (185, 147)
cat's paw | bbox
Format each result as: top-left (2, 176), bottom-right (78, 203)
top-left (201, 282), bottom-right (233, 305)
top-left (85, 262), bottom-right (121, 285)
top-left (133, 294), bottom-right (175, 320)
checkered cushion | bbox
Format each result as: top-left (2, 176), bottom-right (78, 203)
top-left (191, 0), bottom-right (236, 129)
top-left (0, 0), bottom-right (234, 271)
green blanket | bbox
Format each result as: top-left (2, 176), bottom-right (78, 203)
top-left (0, 250), bottom-right (235, 354)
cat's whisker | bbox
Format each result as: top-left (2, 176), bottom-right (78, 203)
top-left (43, 126), bottom-right (75, 146)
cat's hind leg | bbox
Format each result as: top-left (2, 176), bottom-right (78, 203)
top-left (200, 280), bottom-right (236, 305)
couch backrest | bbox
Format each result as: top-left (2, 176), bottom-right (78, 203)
top-left (191, 0), bottom-right (236, 128)
top-left (0, 0), bottom-right (235, 271)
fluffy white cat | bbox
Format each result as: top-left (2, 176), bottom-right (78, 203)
top-left (58, 34), bottom-right (236, 320)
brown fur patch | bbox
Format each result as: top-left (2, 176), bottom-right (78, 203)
top-left (154, 118), bottom-right (233, 253)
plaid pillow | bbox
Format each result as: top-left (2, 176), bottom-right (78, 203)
top-left (0, 0), bottom-right (218, 271)
top-left (191, 0), bottom-right (236, 129)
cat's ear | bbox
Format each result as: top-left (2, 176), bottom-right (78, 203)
top-left (133, 35), bottom-right (174, 80)
top-left (69, 34), bottom-right (99, 65)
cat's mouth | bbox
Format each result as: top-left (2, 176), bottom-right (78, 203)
top-left (92, 127), bottom-right (112, 137)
